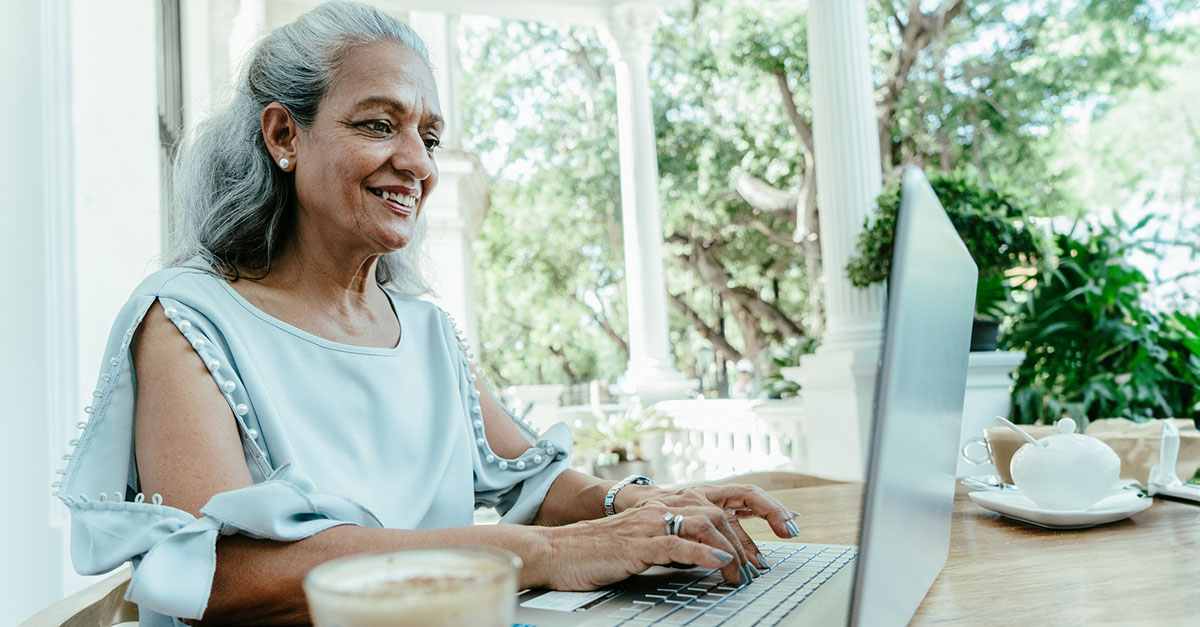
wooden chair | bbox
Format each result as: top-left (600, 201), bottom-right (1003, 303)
top-left (703, 470), bottom-right (847, 491)
top-left (20, 567), bottom-right (137, 627)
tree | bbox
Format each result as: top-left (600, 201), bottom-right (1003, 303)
top-left (461, 21), bottom-right (630, 386)
top-left (459, 1), bottom-right (1197, 387)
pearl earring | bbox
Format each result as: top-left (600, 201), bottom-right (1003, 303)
top-left (278, 157), bottom-right (290, 169)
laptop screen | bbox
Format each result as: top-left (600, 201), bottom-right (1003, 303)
top-left (851, 167), bottom-right (978, 625)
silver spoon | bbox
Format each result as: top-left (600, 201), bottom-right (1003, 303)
top-left (994, 416), bottom-right (1044, 447)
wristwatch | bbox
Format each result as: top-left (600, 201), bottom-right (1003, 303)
top-left (604, 475), bottom-right (654, 516)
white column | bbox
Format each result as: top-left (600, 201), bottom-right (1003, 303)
top-left (410, 11), bottom-right (487, 348)
top-left (790, 0), bottom-right (887, 480)
top-left (72, 0), bottom-right (164, 420)
top-left (0, 2), bottom-right (72, 622)
top-left (601, 3), bottom-right (694, 404)
top-left (807, 0), bottom-right (885, 352)
top-left (409, 11), bottom-right (463, 150)
top-left (422, 149), bottom-right (489, 348)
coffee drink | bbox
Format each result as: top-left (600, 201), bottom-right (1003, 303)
top-left (304, 546), bottom-right (521, 626)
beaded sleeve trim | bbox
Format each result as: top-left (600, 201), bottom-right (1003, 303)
top-left (52, 296), bottom-right (274, 502)
top-left (439, 309), bottom-right (561, 471)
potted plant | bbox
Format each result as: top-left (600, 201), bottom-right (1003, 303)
top-left (845, 170), bottom-right (1046, 350)
top-left (573, 403), bottom-right (672, 480)
top-left (1004, 220), bottom-right (1200, 425)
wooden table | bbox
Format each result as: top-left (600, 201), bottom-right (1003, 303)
top-left (742, 483), bottom-right (1200, 625)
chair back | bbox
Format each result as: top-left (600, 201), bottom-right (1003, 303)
top-left (20, 568), bottom-right (137, 627)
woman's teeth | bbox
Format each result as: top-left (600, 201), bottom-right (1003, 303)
top-left (371, 188), bottom-right (417, 208)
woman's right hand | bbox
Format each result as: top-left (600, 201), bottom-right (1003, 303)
top-left (538, 501), bottom-right (754, 591)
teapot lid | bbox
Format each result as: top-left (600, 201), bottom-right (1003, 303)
top-left (1039, 417), bottom-right (1115, 458)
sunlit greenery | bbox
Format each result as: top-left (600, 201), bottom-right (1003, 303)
top-left (458, 0), bottom-right (1200, 392)
top-left (1006, 221), bottom-right (1200, 424)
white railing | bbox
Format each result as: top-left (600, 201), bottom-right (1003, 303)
top-left (532, 349), bottom-right (1024, 484)
top-left (651, 399), bottom-right (806, 485)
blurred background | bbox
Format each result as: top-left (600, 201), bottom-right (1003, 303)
top-left (3, 0), bottom-right (1197, 622)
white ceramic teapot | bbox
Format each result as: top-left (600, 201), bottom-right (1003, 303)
top-left (1009, 418), bottom-right (1122, 511)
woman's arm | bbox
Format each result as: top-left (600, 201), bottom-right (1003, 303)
top-left (471, 371), bottom-right (788, 577)
top-left (133, 306), bottom-right (535, 622)
top-left (201, 500), bottom-right (735, 625)
top-left (202, 521), bottom-right (551, 624)
top-left (466, 370), bottom-right (659, 525)
top-left (532, 469), bottom-right (657, 524)
top-left (136, 305), bottom-right (733, 625)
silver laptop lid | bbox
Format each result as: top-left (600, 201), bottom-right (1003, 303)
top-left (851, 167), bottom-right (978, 626)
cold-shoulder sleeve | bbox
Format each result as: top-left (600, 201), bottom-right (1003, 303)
top-left (53, 272), bottom-right (382, 622)
top-left (436, 310), bottom-right (574, 525)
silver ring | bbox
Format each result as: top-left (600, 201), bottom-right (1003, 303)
top-left (662, 512), bottom-right (675, 535)
top-left (669, 514), bottom-right (684, 536)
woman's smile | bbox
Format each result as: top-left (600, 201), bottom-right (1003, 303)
top-left (368, 184), bottom-right (420, 217)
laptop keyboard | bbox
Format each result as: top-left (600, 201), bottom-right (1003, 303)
top-left (589, 542), bottom-right (858, 626)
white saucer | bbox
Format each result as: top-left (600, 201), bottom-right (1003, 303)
top-left (968, 489), bottom-right (1152, 529)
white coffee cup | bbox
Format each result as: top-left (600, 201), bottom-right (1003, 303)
top-left (962, 424), bottom-right (1058, 485)
top-left (304, 546), bottom-right (521, 627)
top-left (1009, 418), bottom-right (1123, 511)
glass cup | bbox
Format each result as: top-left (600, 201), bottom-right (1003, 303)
top-left (961, 425), bottom-right (1057, 485)
top-left (303, 546), bottom-right (522, 627)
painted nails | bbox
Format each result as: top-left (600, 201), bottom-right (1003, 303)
top-left (757, 552), bottom-right (770, 569)
top-left (713, 549), bottom-right (734, 563)
top-left (784, 519), bottom-right (801, 538)
top-left (724, 560), bottom-right (762, 584)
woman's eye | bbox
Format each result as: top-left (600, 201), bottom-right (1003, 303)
top-left (424, 136), bottom-right (441, 153)
top-left (361, 120), bottom-right (392, 135)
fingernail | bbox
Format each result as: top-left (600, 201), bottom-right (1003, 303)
top-left (740, 565), bottom-right (751, 583)
top-left (757, 552), bottom-right (770, 569)
top-left (712, 549), bottom-right (734, 563)
top-left (785, 520), bottom-right (800, 538)
top-left (789, 510), bottom-right (801, 520)
top-left (747, 563), bottom-right (761, 577)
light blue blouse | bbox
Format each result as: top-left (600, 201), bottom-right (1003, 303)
top-left (53, 266), bottom-right (572, 625)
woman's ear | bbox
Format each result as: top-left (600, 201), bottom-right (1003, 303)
top-left (262, 103), bottom-right (298, 171)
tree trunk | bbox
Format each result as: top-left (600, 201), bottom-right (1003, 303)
top-left (668, 233), bottom-right (809, 357)
top-left (668, 291), bottom-right (744, 360)
top-left (569, 292), bottom-right (630, 358)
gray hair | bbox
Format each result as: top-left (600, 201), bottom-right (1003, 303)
top-left (168, 0), bottom-right (434, 296)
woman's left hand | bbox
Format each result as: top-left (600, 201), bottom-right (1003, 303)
top-left (627, 484), bottom-right (800, 570)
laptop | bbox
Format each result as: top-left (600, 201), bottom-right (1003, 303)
top-left (515, 167), bottom-right (978, 627)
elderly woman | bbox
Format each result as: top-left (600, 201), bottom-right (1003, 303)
top-left (55, 2), bottom-right (798, 624)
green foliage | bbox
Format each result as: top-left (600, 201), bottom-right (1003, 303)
top-left (462, 21), bottom-right (628, 386)
top-left (655, 0), bottom-right (815, 364)
top-left (462, 4), bottom-right (817, 386)
top-left (1004, 222), bottom-right (1200, 425)
top-left (846, 171), bottom-right (1045, 319)
top-left (1063, 46), bottom-right (1200, 214)
top-left (880, 0), bottom-right (1194, 209)
top-left (458, 1), bottom-right (1198, 386)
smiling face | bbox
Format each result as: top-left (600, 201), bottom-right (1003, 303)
top-left (288, 41), bottom-right (442, 258)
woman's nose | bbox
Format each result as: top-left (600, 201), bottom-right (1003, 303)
top-left (390, 132), bottom-right (434, 181)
